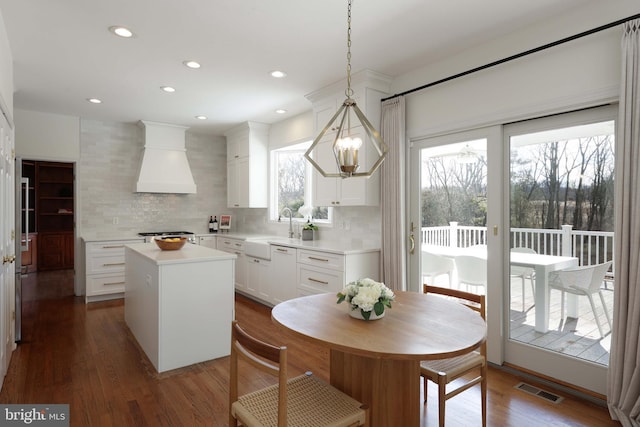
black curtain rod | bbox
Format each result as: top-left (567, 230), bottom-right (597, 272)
top-left (381, 13), bottom-right (640, 102)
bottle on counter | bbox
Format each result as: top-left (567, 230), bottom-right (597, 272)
top-left (209, 216), bottom-right (214, 233)
top-left (213, 216), bottom-right (219, 233)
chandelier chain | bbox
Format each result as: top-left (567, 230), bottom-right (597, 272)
top-left (346, 0), bottom-right (353, 99)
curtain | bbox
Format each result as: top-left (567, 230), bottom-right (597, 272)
top-left (608, 18), bottom-right (640, 427)
top-left (379, 96), bottom-right (406, 291)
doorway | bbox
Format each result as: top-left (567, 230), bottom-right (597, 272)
top-left (20, 160), bottom-right (75, 272)
top-left (409, 105), bottom-right (616, 395)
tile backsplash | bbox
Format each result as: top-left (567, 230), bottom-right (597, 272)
top-left (77, 118), bottom-right (381, 247)
top-left (78, 119), bottom-right (227, 238)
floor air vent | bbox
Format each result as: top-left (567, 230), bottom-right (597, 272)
top-left (515, 382), bottom-right (564, 404)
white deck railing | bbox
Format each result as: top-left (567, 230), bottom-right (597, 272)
top-left (422, 222), bottom-right (614, 268)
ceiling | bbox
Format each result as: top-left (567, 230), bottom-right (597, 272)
top-left (0, 0), bottom-right (592, 136)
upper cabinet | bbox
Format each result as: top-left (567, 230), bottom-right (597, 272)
top-left (306, 70), bottom-right (391, 207)
top-left (224, 121), bottom-right (269, 208)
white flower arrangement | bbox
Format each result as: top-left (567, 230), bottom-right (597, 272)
top-left (336, 278), bottom-right (395, 320)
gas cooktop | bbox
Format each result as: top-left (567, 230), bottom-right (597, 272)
top-left (138, 231), bottom-right (195, 237)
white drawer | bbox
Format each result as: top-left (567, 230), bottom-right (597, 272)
top-left (86, 253), bottom-right (126, 275)
top-left (87, 272), bottom-right (126, 295)
top-left (86, 239), bottom-right (142, 255)
top-left (217, 237), bottom-right (245, 252)
top-left (297, 249), bottom-right (344, 271)
top-left (297, 264), bottom-right (343, 294)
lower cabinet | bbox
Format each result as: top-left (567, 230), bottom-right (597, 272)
top-left (269, 245), bottom-right (297, 305)
top-left (84, 238), bottom-right (144, 303)
top-left (38, 231), bottom-right (74, 270)
top-left (297, 248), bottom-right (380, 297)
top-left (198, 235), bottom-right (217, 249)
top-left (217, 236), bottom-right (246, 291)
top-left (224, 238), bottom-right (380, 307)
top-left (245, 255), bottom-right (271, 301)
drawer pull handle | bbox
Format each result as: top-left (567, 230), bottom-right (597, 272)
top-left (308, 277), bottom-right (329, 285)
top-left (308, 256), bottom-right (329, 262)
top-left (104, 281), bottom-right (125, 286)
top-left (276, 248), bottom-right (288, 253)
top-left (102, 262), bottom-right (125, 267)
top-left (102, 245), bottom-right (125, 249)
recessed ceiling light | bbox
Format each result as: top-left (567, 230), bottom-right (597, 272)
top-left (87, 98), bottom-right (102, 104)
top-left (183, 60), bottom-right (201, 69)
top-left (270, 70), bottom-right (287, 78)
top-left (275, 109), bottom-right (287, 114)
top-left (160, 86), bottom-right (176, 93)
top-left (108, 26), bottom-right (133, 38)
top-left (195, 115), bottom-right (207, 120)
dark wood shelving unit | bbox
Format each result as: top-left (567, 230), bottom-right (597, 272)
top-left (33, 161), bottom-right (75, 271)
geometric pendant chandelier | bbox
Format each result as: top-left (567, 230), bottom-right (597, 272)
top-left (304, 0), bottom-right (388, 178)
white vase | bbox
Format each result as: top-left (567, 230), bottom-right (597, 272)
top-left (348, 307), bottom-right (385, 320)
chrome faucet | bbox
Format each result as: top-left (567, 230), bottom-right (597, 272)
top-left (280, 207), bottom-right (294, 238)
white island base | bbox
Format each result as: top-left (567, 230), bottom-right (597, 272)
top-left (124, 242), bottom-right (236, 373)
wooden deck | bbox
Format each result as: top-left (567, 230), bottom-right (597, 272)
top-left (508, 276), bottom-right (612, 366)
top-left (428, 273), bottom-right (613, 366)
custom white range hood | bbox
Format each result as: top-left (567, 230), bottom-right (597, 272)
top-left (135, 120), bottom-right (197, 194)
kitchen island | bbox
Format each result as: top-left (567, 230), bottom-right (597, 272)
top-left (124, 242), bottom-right (236, 373)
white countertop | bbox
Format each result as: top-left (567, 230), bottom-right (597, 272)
top-left (125, 242), bottom-right (237, 265)
top-left (82, 234), bottom-right (143, 243)
top-left (219, 233), bottom-right (380, 255)
top-left (81, 232), bottom-right (380, 255)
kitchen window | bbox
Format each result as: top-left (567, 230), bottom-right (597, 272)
top-left (270, 141), bottom-right (330, 223)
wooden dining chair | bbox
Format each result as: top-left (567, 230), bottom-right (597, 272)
top-left (421, 285), bottom-right (487, 427)
top-left (229, 320), bottom-right (369, 427)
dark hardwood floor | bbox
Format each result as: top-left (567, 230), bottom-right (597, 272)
top-left (0, 270), bottom-right (619, 426)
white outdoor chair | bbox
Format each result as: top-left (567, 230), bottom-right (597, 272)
top-left (454, 255), bottom-right (487, 294)
top-left (548, 261), bottom-right (613, 338)
top-left (510, 247), bottom-right (536, 311)
top-left (422, 250), bottom-right (455, 288)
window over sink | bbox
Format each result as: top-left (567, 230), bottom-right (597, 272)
top-left (270, 140), bottom-right (331, 224)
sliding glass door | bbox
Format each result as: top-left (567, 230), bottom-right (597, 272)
top-left (409, 105), bottom-right (617, 395)
top-left (504, 105), bottom-right (616, 395)
top-left (408, 126), bottom-right (503, 363)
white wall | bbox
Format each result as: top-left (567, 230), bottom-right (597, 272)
top-left (268, 110), bottom-right (313, 150)
top-left (0, 9), bottom-right (12, 121)
top-left (391, 1), bottom-right (639, 139)
top-left (14, 109), bottom-right (80, 161)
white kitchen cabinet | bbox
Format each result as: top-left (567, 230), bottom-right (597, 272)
top-left (224, 121), bottom-right (269, 208)
top-left (311, 126), bottom-right (375, 207)
top-left (84, 238), bottom-right (144, 303)
top-left (269, 245), bottom-right (298, 305)
top-left (306, 70), bottom-right (391, 207)
top-left (198, 235), bottom-right (217, 249)
top-left (296, 247), bottom-right (380, 296)
top-left (245, 255), bottom-right (271, 301)
top-left (217, 236), bottom-right (246, 291)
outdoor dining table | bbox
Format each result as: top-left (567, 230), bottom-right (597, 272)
top-left (271, 291), bottom-right (487, 427)
top-left (422, 245), bottom-right (579, 332)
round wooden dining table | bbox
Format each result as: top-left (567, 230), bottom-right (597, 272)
top-left (271, 291), bottom-right (487, 427)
